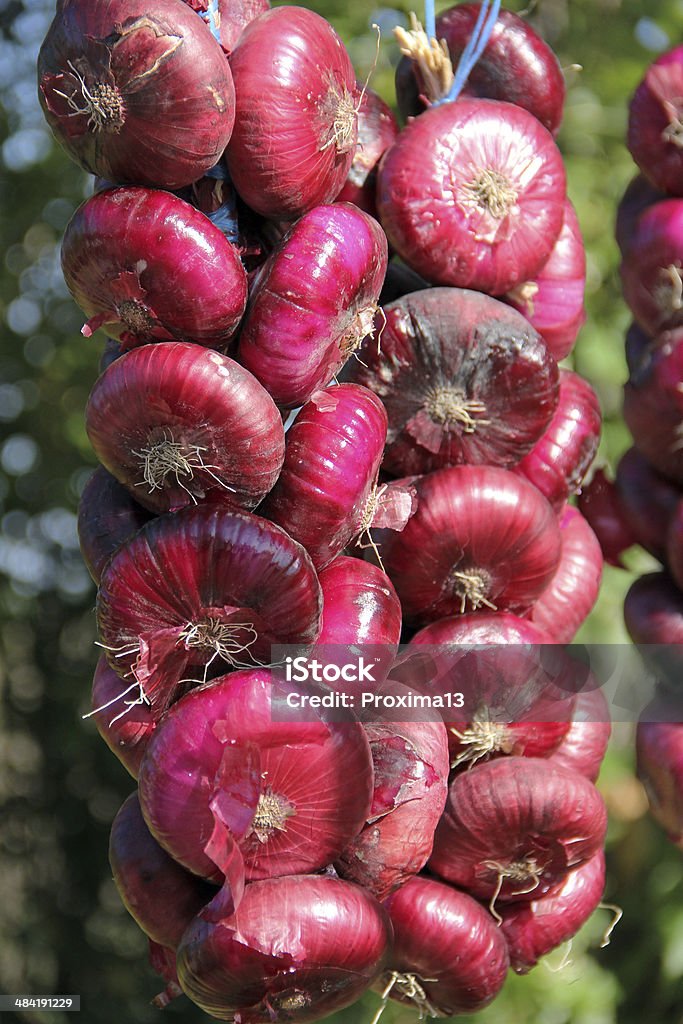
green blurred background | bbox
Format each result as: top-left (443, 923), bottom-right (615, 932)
top-left (1, 0), bottom-right (683, 1021)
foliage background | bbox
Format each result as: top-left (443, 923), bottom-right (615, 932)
top-left (1, 0), bottom-right (683, 1021)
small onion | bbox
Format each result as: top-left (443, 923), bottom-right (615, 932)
top-left (636, 701), bottom-right (683, 846)
top-left (615, 446), bottom-right (680, 562)
top-left (616, 175), bottom-right (667, 258)
top-left (620, 200), bottom-right (683, 336)
top-left (336, 87), bottom-right (399, 219)
top-left (77, 466), bottom-right (153, 583)
top-left (550, 686), bottom-right (611, 782)
top-left (623, 328), bottom-right (683, 484)
top-left (628, 45), bottom-right (683, 197)
top-left (577, 468), bottom-right (636, 568)
top-left (90, 656), bottom-right (155, 778)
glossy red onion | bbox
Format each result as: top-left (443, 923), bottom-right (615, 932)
top-left (377, 466), bottom-right (562, 625)
top-left (90, 656), bottom-right (155, 778)
top-left (577, 467), bottom-right (636, 568)
top-left (77, 466), bottom-right (153, 583)
top-left (620, 200), bottom-right (683, 335)
top-left (85, 343), bottom-right (284, 514)
top-left (97, 506), bottom-right (321, 717)
top-left (238, 205), bottom-right (388, 407)
top-left (550, 686), bottom-right (611, 782)
top-left (226, 7), bottom-right (358, 220)
top-left (377, 98), bottom-right (566, 295)
top-left (38, 0), bottom-right (235, 188)
top-left (336, 87), bottom-right (399, 218)
top-left (177, 874), bottom-right (391, 1022)
top-left (625, 572), bottom-right (683, 694)
top-left (616, 175), bottom-right (667, 258)
top-left (623, 328), bottom-right (683, 483)
top-left (429, 756), bottom-right (608, 905)
top-left (636, 701), bottom-right (683, 846)
top-left (61, 187), bottom-right (247, 348)
top-left (380, 875), bottom-right (509, 1016)
top-left (318, 557), bottom-right (402, 649)
top-left (615, 446), bottom-right (680, 562)
top-left (343, 287), bottom-right (558, 476)
top-left (628, 45), bottom-right (683, 197)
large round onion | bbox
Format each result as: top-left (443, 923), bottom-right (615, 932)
top-left (628, 45), bottom-right (683, 197)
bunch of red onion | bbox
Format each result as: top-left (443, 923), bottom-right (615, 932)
top-left (38, 0), bottom-right (617, 1019)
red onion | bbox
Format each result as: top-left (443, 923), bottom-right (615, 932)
top-left (318, 557), bottom-right (402, 649)
top-left (377, 97), bottom-right (566, 295)
top-left (620, 199), bottom-right (683, 336)
top-left (238, 205), bottom-right (388, 407)
top-left (85, 343), bottom-right (285, 514)
top-left (500, 851), bottom-right (606, 973)
top-left (377, 466), bottom-right (562, 625)
top-left (529, 506), bottom-right (603, 643)
top-left (577, 468), bottom-right (636, 568)
top-left (428, 757), bottom-right (608, 908)
top-left (226, 7), bottom-right (359, 220)
top-left (96, 506), bottom-right (321, 718)
top-left (394, 3), bottom-right (565, 135)
top-left (109, 792), bottom-right (217, 948)
top-left (335, 713), bottom-right (449, 899)
top-left (636, 702), bottom-right (683, 847)
top-left (505, 199), bottom-right (586, 361)
top-left (380, 875), bottom-right (509, 1016)
top-left (77, 466), bottom-right (153, 583)
top-left (343, 287), bottom-right (559, 476)
top-left (261, 385), bottom-right (387, 570)
top-left (550, 686), bottom-right (611, 782)
top-left (185, 0), bottom-right (269, 53)
top-left (90, 656), bottom-right (155, 778)
top-left (336, 87), bottom-right (399, 219)
top-left (615, 446), bottom-right (680, 562)
top-left (623, 328), bottom-right (683, 483)
top-left (515, 368), bottom-right (601, 511)
top-left (61, 187), bottom-right (247, 349)
top-left (176, 874), bottom-right (392, 1022)
top-left (667, 503), bottom-right (683, 590)
top-left (624, 320), bottom-right (653, 375)
top-left (616, 175), bottom-right (667, 258)
top-left (138, 670), bottom-right (373, 882)
top-left (38, 0), bottom-right (235, 189)
top-left (628, 45), bottom-right (683, 197)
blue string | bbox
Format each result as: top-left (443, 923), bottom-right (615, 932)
top-left (424, 0), bottom-right (436, 46)
top-left (206, 0), bottom-right (222, 46)
top-left (438, 0), bottom-right (502, 105)
top-left (203, 163), bottom-right (240, 244)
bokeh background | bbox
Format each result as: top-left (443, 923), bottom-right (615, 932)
top-left (2, 0), bottom-right (683, 1021)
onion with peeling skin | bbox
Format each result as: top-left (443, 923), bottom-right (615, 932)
top-left (318, 557), bottom-right (402, 649)
top-left (238, 204), bottom-right (388, 408)
top-left (624, 321), bottom-right (653, 375)
top-left (620, 199), bottom-right (683, 336)
top-left (85, 343), bottom-right (285, 514)
top-left (628, 45), bottom-right (683, 197)
top-left (623, 328), bottom-right (683, 484)
top-left (615, 446), bottom-right (680, 562)
top-left (77, 466), bottom-right (153, 584)
top-left (616, 175), bottom-right (667, 259)
top-left (550, 686), bottom-right (611, 782)
top-left (90, 656), bottom-right (155, 778)
top-left (336, 87), bottom-right (399, 219)
top-left (61, 187), bottom-right (247, 349)
top-left (343, 287), bottom-right (559, 477)
top-left (176, 874), bottom-right (392, 1023)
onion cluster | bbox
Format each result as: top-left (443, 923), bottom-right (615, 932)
top-left (39, 0), bottom-right (615, 1019)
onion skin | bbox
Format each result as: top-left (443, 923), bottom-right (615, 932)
top-left (616, 175), bottom-right (667, 258)
top-left (96, 506), bottom-right (322, 716)
top-left (615, 446), bottom-right (680, 562)
top-left (620, 200), bottom-right (683, 336)
top-left (429, 757), bottom-right (608, 903)
top-left (624, 573), bottom-right (683, 695)
top-left (90, 656), bottom-right (155, 778)
top-left (85, 343), bottom-right (285, 514)
top-left (550, 686), bottom-right (611, 783)
top-left (138, 670), bottom-right (373, 883)
top-left (377, 466), bottom-right (562, 625)
top-left (343, 287), bottom-right (559, 476)
top-left (636, 704), bottom-right (683, 846)
top-left (514, 369), bottom-right (601, 511)
top-left (529, 506), bottom-right (603, 643)
top-left (377, 98), bottom-right (566, 295)
top-left (623, 328), bottom-right (683, 483)
top-left (318, 557), bottom-right (402, 649)
top-left (500, 851), bottom-right (606, 973)
top-left (177, 874), bottom-right (392, 1023)
top-left (61, 187), bottom-right (247, 349)
top-left (77, 466), bottom-right (153, 583)
top-left (381, 876), bottom-right (509, 1015)
top-left (238, 205), bottom-right (388, 408)
top-left (336, 88), bottom-right (399, 219)
top-left (38, 0), bottom-right (235, 189)
top-left (577, 468), bottom-right (636, 568)
top-left (261, 385), bottom-right (388, 570)
top-left (624, 321), bottom-right (653, 375)
top-left (109, 793), bottom-right (216, 948)
top-left (628, 46), bottom-right (683, 197)
top-left (395, 3), bottom-right (564, 135)
top-left (226, 7), bottom-right (358, 220)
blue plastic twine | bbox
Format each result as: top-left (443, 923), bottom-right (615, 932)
top-left (206, 0), bottom-right (222, 46)
top-left (204, 163), bottom-right (240, 245)
top-left (430, 0), bottom-right (502, 105)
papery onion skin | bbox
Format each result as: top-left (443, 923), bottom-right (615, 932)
top-left (615, 446), bottom-right (680, 562)
top-left (636, 702), bottom-right (683, 846)
top-left (97, 506), bottom-right (322, 716)
top-left (429, 756), bottom-right (608, 902)
top-left (514, 369), bottom-right (601, 511)
top-left (577, 468), bottom-right (636, 568)
top-left (61, 187), bottom-right (247, 349)
top-left (318, 557), bottom-right (402, 648)
top-left (38, 0), bottom-right (235, 189)
top-left (377, 98), bottom-right (566, 295)
top-left (85, 342), bottom-right (285, 514)
top-left (77, 466), bottom-right (153, 583)
top-left (395, 3), bottom-right (565, 135)
top-left (628, 46), bottom-right (683, 197)
top-left (238, 205), bottom-right (388, 407)
top-left (549, 686), bottom-right (611, 783)
top-left (226, 6), bottom-right (358, 220)
top-left (620, 200), bottom-right (683, 336)
top-left (138, 670), bottom-right (373, 882)
top-left (336, 88), bottom-right (399, 218)
top-left (381, 875), bottom-right (509, 1015)
top-left (529, 506), bottom-right (603, 643)
top-left (623, 328), bottom-right (683, 484)
top-left (343, 287), bottom-right (558, 476)
top-left (110, 793), bottom-right (216, 948)
top-left (177, 874), bottom-right (392, 1023)
top-left (377, 466), bottom-right (562, 626)
top-left (90, 656), bottom-right (155, 778)
top-left (261, 385), bottom-right (388, 570)
top-left (500, 851), bottom-right (606, 973)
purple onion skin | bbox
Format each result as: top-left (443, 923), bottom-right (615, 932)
top-left (379, 261), bottom-right (429, 306)
top-left (625, 572), bottom-right (683, 695)
top-left (621, 200), bottom-right (683, 336)
top-left (261, 385), bottom-right (388, 571)
top-left (177, 875), bottom-right (392, 1023)
top-left (90, 656), bottom-right (155, 778)
top-left (395, 3), bottom-right (565, 135)
top-left (616, 447), bottom-right (680, 562)
top-left (616, 175), bottom-right (667, 259)
top-left (628, 46), bottom-right (683, 197)
top-left (343, 287), bottom-right (558, 476)
top-left (637, 706), bottom-right (683, 846)
top-left (318, 557), bottom-right (402, 648)
top-left (336, 88), bottom-right (399, 219)
top-left (381, 875), bottom-right (509, 1015)
top-left (238, 204), bottom-right (388, 408)
top-left (623, 328), bottom-right (683, 483)
top-left (77, 466), bottom-right (153, 583)
top-left (501, 852), bottom-right (606, 973)
top-left (577, 468), bottom-right (636, 568)
top-left (61, 187), bottom-right (247, 349)
top-left (38, 0), bottom-right (235, 189)
top-left (549, 687), bottom-right (611, 783)
top-left (110, 793), bottom-right (216, 948)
